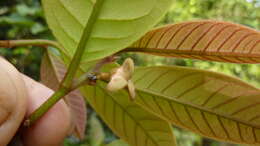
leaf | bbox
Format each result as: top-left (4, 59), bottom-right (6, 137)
top-left (127, 20), bottom-right (260, 64)
top-left (132, 66), bottom-right (260, 144)
top-left (105, 140), bottom-right (129, 146)
top-left (42, 0), bottom-right (173, 63)
top-left (89, 114), bottom-right (105, 146)
top-left (81, 82), bottom-right (176, 146)
top-left (40, 50), bottom-right (87, 139)
top-left (40, 50), bottom-right (65, 89)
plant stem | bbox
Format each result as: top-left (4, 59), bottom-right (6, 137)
top-left (71, 72), bottom-right (111, 90)
top-left (0, 39), bottom-right (77, 68)
top-left (71, 56), bottom-right (117, 89)
top-left (0, 39), bottom-right (60, 50)
top-left (61, 0), bottom-right (104, 88)
top-left (71, 73), bottom-right (96, 91)
top-left (24, 88), bottom-right (69, 126)
top-left (0, 39), bottom-right (72, 60)
top-left (24, 71), bottom-right (109, 126)
top-left (26, 0), bottom-right (105, 126)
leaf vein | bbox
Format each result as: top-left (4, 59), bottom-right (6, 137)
top-left (216, 29), bottom-right (245, 52)
top-left (146, 69), bottom-right (171, 89)
top-left (165, 22), bottom-right (194, 49)
top-left (191, 22), bottom-right (221, 50)
top-left (155, 25), bottom-right (174, 48)
top-left (217, 117), bottom-right (231, 140)
top-left (249, 40), bottom-right (260, 54)
top-left (175, 22), bottom-right (208, 50)
top-left (98, 86), bottom-right (160, 146)
top-left (202, 25), bottom-right (233, 52)
top-left (231, 33), bottom-right (258, 52)
top-left (237, 122), bottom-right (243, 142)
top-left (184, 106), bottom-right (203, 133)
top-left (201, 84), bottom-right (227, 106)
top-left (201, 111), bottom-right (217, 137)
top-left (176, 81), bottom-right (207, 99)
top-left (161, 72), bottom-right (200, 93)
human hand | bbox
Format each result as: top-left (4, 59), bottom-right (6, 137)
top-left (0, 58), bottom-right (71, 146)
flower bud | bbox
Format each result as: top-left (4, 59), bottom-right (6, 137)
top-left (106, 58), bottom-right (136, 100)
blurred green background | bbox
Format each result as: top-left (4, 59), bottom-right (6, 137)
top-left (0, 0), bottom-right (259, 146)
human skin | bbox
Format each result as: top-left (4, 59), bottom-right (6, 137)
top-left (0, 58), bottom-right (71, 146)
top-left (22, 75), bottom-right (71, 146)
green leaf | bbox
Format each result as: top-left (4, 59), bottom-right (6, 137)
top-left (89, 114), bottom-right (105, 146)
top-left (42, 0), bottom-right (173, 63)
top-left (40, 50), bottom-right (87, 139)
top-left (105, 140), bottom-right (129, 146)
top-left (127, 20), bottom-right (260, 64)
top-left (81, 82), bottom-right (176, 146)
top-left (132, 66), bottom-right (260, 144)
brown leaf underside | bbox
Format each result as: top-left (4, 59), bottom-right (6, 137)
top-left (129, 20), bottom-right (260, 64)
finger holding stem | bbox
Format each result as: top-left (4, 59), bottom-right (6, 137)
top-left (24, 0), bottom-right (105, 126)
top-left (24, 88), bottom-right (70, 126)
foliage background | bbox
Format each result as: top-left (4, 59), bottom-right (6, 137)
top-left (0, 0), bottom-right (259, 146)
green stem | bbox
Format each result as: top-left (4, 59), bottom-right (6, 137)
top-left (26, 0), bottom-right (105, 126)
top-left (24, 88), bottom-right (69, 126)
top-left (24, 72), bottom-right (109, 126)
top-left (61, 0), bottom-right (105, 88)
top-left (25, 71), bottom-right (109, 126)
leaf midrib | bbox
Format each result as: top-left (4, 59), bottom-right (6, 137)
top-left (124, 47), bottom-right (260, 58)
top-left (136, 87), bottom-right (260, 129)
